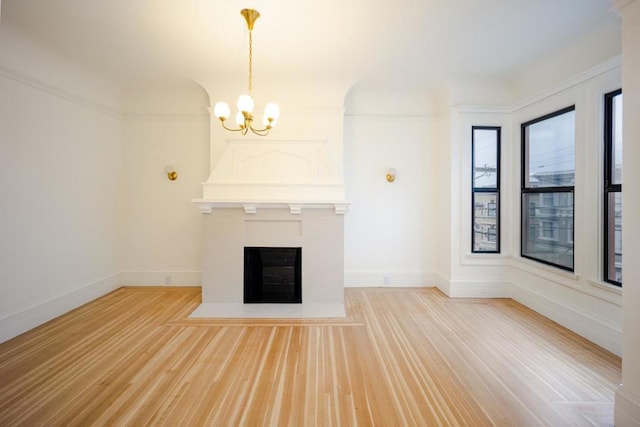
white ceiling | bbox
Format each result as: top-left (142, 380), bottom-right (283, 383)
top-left (0, 0), bottom-right (621, 108)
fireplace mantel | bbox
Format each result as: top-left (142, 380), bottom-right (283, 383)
top-left (192, 199), bottom-right (349, 215)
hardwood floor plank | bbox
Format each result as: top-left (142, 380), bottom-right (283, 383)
top-left (0, 287), bottom-right (621, 426)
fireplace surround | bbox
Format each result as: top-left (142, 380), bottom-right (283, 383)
top-left (189, 205), bottom-right (346, 318)
top-left (191, 133), bottom-right (348, 318)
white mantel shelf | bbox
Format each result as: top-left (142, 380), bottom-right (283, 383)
top-left (192, 199), bottom-right (350, 215)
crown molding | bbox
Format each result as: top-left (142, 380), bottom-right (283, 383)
top-left (208, 106), bottom-right (346, 117)
top-left (0, 66), bottom-right (121, 119)
top-left (122, 112), bottom-right (209, 122)
top-left (511, 55), bottom-right (622, 113)
top-left (452, 105), bottom-right (511, 115)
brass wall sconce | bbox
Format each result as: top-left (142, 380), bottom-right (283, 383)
top-left (386, 168), bottom-right (396, 183)
top-left (166, 165), bottom-right (178, 181)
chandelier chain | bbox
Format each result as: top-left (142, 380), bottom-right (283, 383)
top-left (213, 9), bottom-right (279, 136)
top-left (248, 29), bottom-right (253, 96)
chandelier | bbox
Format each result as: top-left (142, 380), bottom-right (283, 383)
top-left (213, 9), bottom-right (280, 136)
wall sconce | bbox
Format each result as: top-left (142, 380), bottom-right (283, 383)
top-left (386, 167), bottom-right (396, 183)
top-left (165, 165), bottom-right (178, 181)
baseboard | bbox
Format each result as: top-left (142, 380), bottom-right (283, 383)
top-left (434, 274), bottom-right (451, 296)
top-left (0, 273), bottom-right (121, 344)
top-left (447, 280), bottom-right (512, 298)
top-left (344, 271), bottom-right (436, 288)
top-left (119, 271), bottom-right (202, 286)
top-left (615, 386), bottom-right (640, 426)
top-left (511, 282), bottom-right (622, 356)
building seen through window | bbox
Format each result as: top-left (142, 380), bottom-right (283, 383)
top-left (521, 107), bottom-right (575, 271)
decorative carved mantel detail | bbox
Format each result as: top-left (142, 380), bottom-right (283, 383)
top-left (192, 199), bottom-right (349, 215)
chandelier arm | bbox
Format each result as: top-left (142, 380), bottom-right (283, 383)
top-left (248, 125), bottom-right (272, 136)
top-left (219, 121), bottom-right (246, 132)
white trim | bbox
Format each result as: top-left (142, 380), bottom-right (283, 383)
top-left (511, 257), bottom-right (580, 282)
top-left (434, 274), bottom-right (452, 296)
top-left (210, 107), bottom-right (346, 117)
top-left (193, 199), bottom-right (350, 215)
top-left (511, 56), bottom-right (622, 113)
top-left (344, 271), bottom-right (436, 288)
top-left (201, 181), bottom-right (346, 187)
top-left (0, 273), bottom-right (121, 344)
top-left (344, 113), bottom-right (437, 121)
top-left (122, 113), bottom-right (209, 122)
top-left (447, 280), bottom-right (512, 298)
top-left (453, 105), bottom-right (511, 115)
top-left (119, 271), bottom-right (202, 286)
top-left (461, 253), bottom-right (511, 266)
top-left (0, 66), bottom-right (121, 118)
top-left (510, 280), bottom-right (622, 356)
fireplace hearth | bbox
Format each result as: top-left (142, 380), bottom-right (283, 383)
top-left (244, 247), bottom-right (302, 303)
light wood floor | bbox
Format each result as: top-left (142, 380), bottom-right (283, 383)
top-left (0, 287), bottom-right (621, 426)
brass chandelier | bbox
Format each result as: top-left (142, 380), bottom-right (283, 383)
top-left (213, 9), bottom-right (280, 136)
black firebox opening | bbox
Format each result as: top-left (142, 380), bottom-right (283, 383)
top-left (244, 247), bottom-right (302, 303)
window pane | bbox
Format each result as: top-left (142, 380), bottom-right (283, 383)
top-left (473, 192), bottom-right (498, 252)
top-left (524, 109), bottom-right (575, 188)
top-left (522, 192), bottom-right (574, 270)
top-left (611, 93), bottom-right (623, 185)
top-left (606, 192), bottom-right (622, 283)
top-left (473, 128), bottom-right (498, 188)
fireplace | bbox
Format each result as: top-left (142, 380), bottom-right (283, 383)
top-left (244, 247), bottom-right (302, 303)
top-left (191, 125), bottom-right (348, 317)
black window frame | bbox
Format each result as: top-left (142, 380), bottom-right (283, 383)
top-left (604, 89), bottom-right (622, 286)
top-left (520, 106), bottom-right (576, 272)
top-left (471, 126), bottom-right (501, 254)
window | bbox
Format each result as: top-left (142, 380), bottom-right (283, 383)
top-left (472, 126), bottom-right (500, 253)
top-left (521, 106), bottom-right (575, 271)
top-left (604, 89), bottom-right (622, 286)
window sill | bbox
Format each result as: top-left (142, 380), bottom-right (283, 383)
top-left (512, 257), bottom-right (579, 281)
top-left (587, 279), bottom-right (622, 306)
top-left (462, 253), bottom-right (510, 266)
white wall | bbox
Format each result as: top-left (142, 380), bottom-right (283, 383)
top-left (616, 0), bottom-right (640, 424)
top-left (343, 111), bottom-right (438, 287)
top-left (0, 63), bottom-right (123, 343)
top-left (121, 115), bottom-right (210, 285)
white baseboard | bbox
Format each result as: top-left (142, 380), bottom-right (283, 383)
top-left (511, 281), bottom-right (622, 356)
top-left (434, 274), bottom-right (451, 296)
top-left (447, 280), bottom-right (512, 298)
top-left (119, 271), bottom-right (202, 286)
top-left (344, 271), bottom-right (436, 288)
top-left (0, 273), bottom-right (121, 344)
top-left (615, 386), bottom-right (640, 426)
top-left (433, 277), bottom-right (511, 299)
